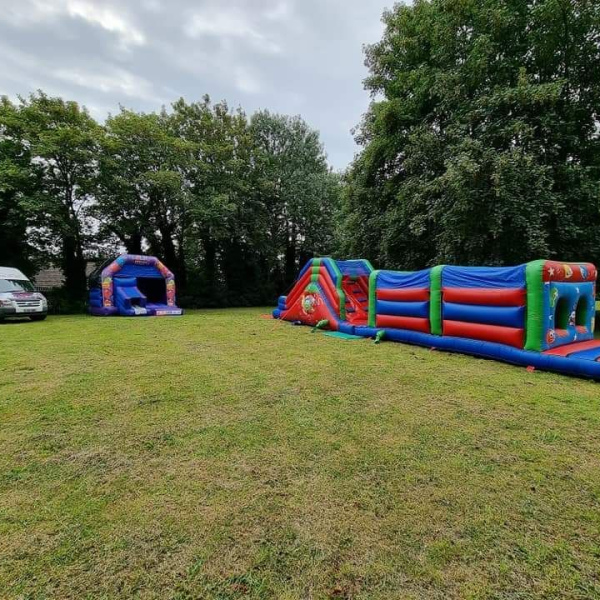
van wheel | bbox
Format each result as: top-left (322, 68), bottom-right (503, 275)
top-left (30, 315), bottom-right (47, 322)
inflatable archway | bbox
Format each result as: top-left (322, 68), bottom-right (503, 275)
top-left (88, 254), bottom-right (182, 316)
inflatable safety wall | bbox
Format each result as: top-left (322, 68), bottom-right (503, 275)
top-left (368, 269), bottom-right (432, 333)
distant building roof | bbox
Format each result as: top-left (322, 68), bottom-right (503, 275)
top-left (33, 261), bottom-right (98, 290)
top-left (33, 267), bottom-right (64, 290)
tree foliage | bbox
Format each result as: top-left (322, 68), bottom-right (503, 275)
top-left (0, 98), bottom-right (40, 274)
top-left (94, 109), bottom-right (191, 280)
top-left (0, 92), bottom-right (339, 307)
top-left (341, 0), bottom-right (600, 269)
top-left (250, 110), bottom-right (340, 283)
top-left (0, 92), bottom-right (101, 297)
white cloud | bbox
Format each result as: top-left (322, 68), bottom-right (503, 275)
top-left (66, 1), bottom-right (145, 47)
top-left (0, 43), bottom-right (41, 72)
top-left (54, 66), bottom-right (160, 102)
top-left (3, 0), bottom-right (145, 49)
top-left (0, 42), bottom-right (51, 93)
top-left (2, 2), bottom-right (57, 27)
top-left (264, 1), bottom-right (293, 22)
top-left (185, 7), bottom-right (281, 54)
top-left (141, 0), bottom-right (163, 13)
top-left (0, 0), bottom-right (392, 168)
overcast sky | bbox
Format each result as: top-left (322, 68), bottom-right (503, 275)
top-left (0, 0), bottom-right (393, 170)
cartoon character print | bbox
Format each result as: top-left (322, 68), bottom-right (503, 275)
top-left (550, 287), bottom-right (559, 308)
top-left (166, 279), bottom-right (176, 306)
top-left (546, 329), bottom-right (556, 345)
top-left (101, 277), bottom-right (113, 307)
top-left (301, 292), bottom-right (319, 315)
top-left (544, 262), bottom-right (593, 281)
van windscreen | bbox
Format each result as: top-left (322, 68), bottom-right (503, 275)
top-left (0, 279), bottom-right (35, 293)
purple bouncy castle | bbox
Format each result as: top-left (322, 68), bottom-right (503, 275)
top-left (88, 254), bottom-right (182, 317)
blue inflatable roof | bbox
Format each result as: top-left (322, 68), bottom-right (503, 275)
top-left (442, 265), bottom-right (526, 288)
top-left (114, 263), bottom-right (164, 279)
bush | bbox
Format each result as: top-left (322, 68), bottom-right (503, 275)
top-left (42, 288), bottom-right (87, 315)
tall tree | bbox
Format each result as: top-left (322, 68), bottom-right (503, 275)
top-left (14, 92), bottom-right (101, 298)
top-left (170, 97), bottom-right (258, 302)
top-left (251, 110), bottom-right (340, 285)
top-left (94, 109), bottom-right (192, 284)
top-left (0, 98), bottom-right (40, 274)
top-left (342, 0), bottom-right (600, 269)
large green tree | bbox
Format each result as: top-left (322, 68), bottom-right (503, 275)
top-left (171, 99), bottom-right (340, 304)
top-left (12, 93), bottom-right (101, 298)
top-left (170, 97), bottom-right (260, 302)
top-left (0, 98), bottom-right (40, 274)
top-left (94, 109), bottom-right (192, 284)
top-left (342, 0), bottom-right (600, 269)
top-left (251, 110), bottom-right (340, 285)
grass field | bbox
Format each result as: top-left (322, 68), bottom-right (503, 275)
top-left (2, 309), bottom-right (600, 599)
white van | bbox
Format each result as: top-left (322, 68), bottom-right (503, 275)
top-left (0, 267), bottom-right (48, 322)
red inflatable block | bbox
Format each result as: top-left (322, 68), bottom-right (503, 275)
top-left (320, 273), bottom-right (339, 309)
top-left (442, 287), bottom-right (525, 306)
top-left (285, 269), bottom-right (312, 308)
top-left (377, 287), bottom-right (430, 302)
top-left (443, 320), bottom-right (524, 348)
top-left (376, 315), bottom-right (430, 333)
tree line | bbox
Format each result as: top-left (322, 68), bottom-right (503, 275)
top-left (4, 1), bottom-right (600, 312)
top-left (0, 92), bottom-right (340, 308)
top-left (340, 0), bottom-right (600, 271)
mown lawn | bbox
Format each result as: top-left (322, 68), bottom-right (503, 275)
top-left (1, 309), bottom-right (600, 599)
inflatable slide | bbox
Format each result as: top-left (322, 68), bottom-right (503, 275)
top-left (274, 258), bottom-right (600, 380)
top-left (88, 254), bottom-right (183, 316)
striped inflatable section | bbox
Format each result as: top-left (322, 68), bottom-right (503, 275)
top-left (370, 269), bottom-right (431, 333)
top-left (441, 265), bottom-right (527, 349)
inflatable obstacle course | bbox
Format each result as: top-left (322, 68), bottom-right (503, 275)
top-left (88, 254), bottom-right (183, 317)
top-left (274, 258), bottom-right (600, 380)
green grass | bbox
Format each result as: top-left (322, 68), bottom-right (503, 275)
top-left (2, 309), bottom-right (600, 599)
